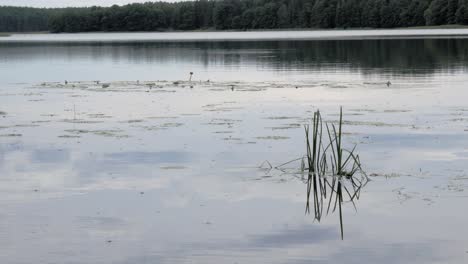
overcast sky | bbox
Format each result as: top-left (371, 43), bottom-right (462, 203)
top-left (0, 0), bottom-right (181, 8)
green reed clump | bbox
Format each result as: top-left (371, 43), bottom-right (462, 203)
top-left (302, 107), bottom-right (365, 179)
top-left (303, 107), bottom-right (367, 240)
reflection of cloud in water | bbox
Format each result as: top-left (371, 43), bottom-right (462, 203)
top-left (244, 225), bottom-right (336, 249)
top-left (116, 223), bottom-right (446, 264)
top-left (30, 148), bottom-right (70, 163)
top-left (103, 151), bottom-right (191, 164)
top-left (289, 242), bottom-right (444, 264)
top-left (0, 146), bottom-right (195, 199)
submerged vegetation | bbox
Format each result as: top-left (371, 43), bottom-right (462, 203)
top-left (277, 107), bottom-right (368, 239)
top-left (1, 0), bottom-right (468, 32)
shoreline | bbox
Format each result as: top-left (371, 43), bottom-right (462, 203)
top-left (2, 28), bottom-right (468, 43)
top-left (2, 24), bottom-right (468, 35)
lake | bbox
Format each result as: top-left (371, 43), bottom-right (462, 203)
top-left (0, 30), bottom-right (468, 263)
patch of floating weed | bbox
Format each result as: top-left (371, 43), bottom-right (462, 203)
top-left (349, 109), bottom-right (377, 113)
top-left (64, 129), bottom-right (127, 138)
top-left (61, 119), bottom-right (103, 124)
top-left (204, 107), bottom-right (242, 112)
top-left (138, 126), bottom-right (164, 131)
top-left (267, 124), bottom-right (302, 130)
top-left (450, 118), bottom-right (468, 122)
top-left (383, 109), bottom-right (411, 113)
top-left (14, 124), bottom-right (39, 128)
top-left (160, 123), bottom-right (184, 128)
top-left (88, 114), bottom-right (113, 119)
top-left (147, 116), bottom-right (179, 119)
top-left (264, 116), bottom-right (300, 120)
top-left (336, 120), bottom-right (408, 127)
top-left (0, 134), bottom-right (22, 137)
top-left (256, 136), bottom-right (290, 140)
top-left (160, 166), bottom-right (187, 170)
top-left (58, 135), bottom-right (81, 138)
top-left (120, 119), bottom-right (144, 123)
top-left (223, 137), bottom-right (242, 141)
top-left (369, 172), bottom-right (403, 178)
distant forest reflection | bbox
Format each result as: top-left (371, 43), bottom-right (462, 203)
top-left (1, 38), bottom-right (467, 81)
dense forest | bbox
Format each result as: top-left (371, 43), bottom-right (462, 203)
top-left (1, 0), bottom-right (468, 33)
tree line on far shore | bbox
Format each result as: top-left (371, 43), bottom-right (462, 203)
top-left (1, 0), bottom-right (468, 33)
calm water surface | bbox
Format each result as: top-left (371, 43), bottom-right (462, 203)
top-left (0, 31), bottom-right (468, 263)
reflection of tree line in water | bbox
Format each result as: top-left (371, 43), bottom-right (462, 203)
top-left (2, 39), bottom-right (467, 74)
top-left (199, 39), bottom-right (468, 73)
top-left (274, 108), bottom-right (369, 239)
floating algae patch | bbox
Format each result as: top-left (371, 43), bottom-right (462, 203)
top-left (212, 118), bottom-right (242, 122)
top-left (450, 118), bottom-right (468, 122)
top-left (213, 131), bottom-right (234, 134)
top-left (369, 172), bottom-right (407, 178)
top-left (383, 109), bottom-right (412, 113)
top-left (256, 136), bottom-right (290, 140)
top-left (203, 103), bottom-right (243, 113)
top-left (0, 134), bottom-right (22, 137)
top-left (209, 88), bottom-right (228, 91)
top-left (138, 125), bottom-right (164, 131)
top-left (329, 113), bottom-right (365, 116)
top-left (32, 120), bottom-right (52, 124)
top-left (203, 118), bottom-right (241, 126)
top-left (204, 107), bottom-right (240, 112)
top-left (328, 120), bottom-right (409, 127)
top-left (349, 109), bottom-right (378, 113)
top-left (160, 166), bottom-right (187, 170)
top-left (120, 119), bottom-right (145, 123)
top-left (61, 119), bottom-right (104, 124)
top-left (264, 116), bottom-right (300, 120)
top-left (137, 123), bottom-right (185, 131)
top-left (87, 113), bottom-right (112, 118)
top-left (64, 129), bottom-right (128, 138)
top-left (267, 123), bottom-right (302, 130)
top-left (235, 86), bottom-right (267, 92)
top-left (147, 116), bottom-right (179, 119)
top-left (160, 123), bottom-right (184, 128)
top-left (150, 89), bottom-right (176, 93)
top-left (58, 135), bottom-right (81, 138)
top-left (223, 137), bottom-right (242, 141)
top-left (14, 124), bottom-right (40, 128)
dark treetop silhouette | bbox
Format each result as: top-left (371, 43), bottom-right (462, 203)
top-left (1, 0), bottom-right (468, 33)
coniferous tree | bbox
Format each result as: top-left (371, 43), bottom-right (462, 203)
top-left (1, 0), bottom-right (467, 33)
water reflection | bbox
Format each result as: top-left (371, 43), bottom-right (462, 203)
top-left (1, 38), bottom-right (468, 83)
top-left (305, 172), bottom-right (368, 240)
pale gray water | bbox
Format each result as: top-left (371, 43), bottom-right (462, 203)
top-left (0, 31), bottom-right (468, 263)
